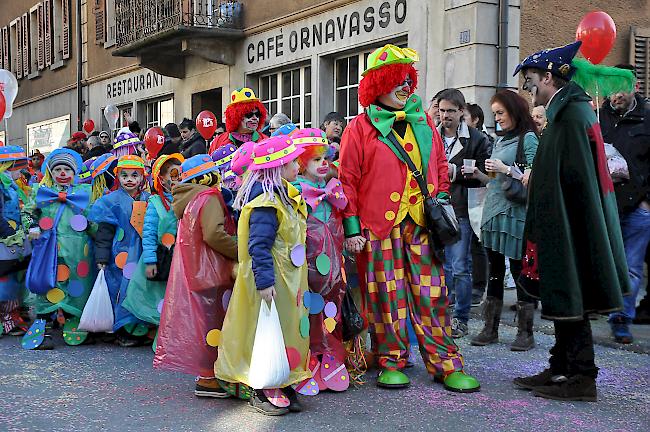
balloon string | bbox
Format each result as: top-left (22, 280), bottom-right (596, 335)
top-left (596, 82), bottom-right (600, 120)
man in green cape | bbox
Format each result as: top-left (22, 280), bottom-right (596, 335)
top-left (512, 41), bottom-right (631, 402)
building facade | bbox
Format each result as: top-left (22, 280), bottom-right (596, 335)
top-left (1, 0), bottom-right (648, 154)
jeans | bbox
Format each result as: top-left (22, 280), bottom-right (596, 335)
top-left (610, 206), bottom-right (650, 321)
top-left (444, 217), bottom-right (473, 323)
top-left (549, 318), bottom-right (598, 378)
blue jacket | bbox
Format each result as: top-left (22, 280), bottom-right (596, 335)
top-left (247, 182), bottom-right (279, 290)
top-left (142, 192), bottom-right (174, 264)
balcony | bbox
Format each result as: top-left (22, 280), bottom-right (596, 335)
top-left (112, 0), bottom-right (244, 78)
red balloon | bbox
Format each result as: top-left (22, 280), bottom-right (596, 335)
top-left (0, 91), bottom-right (5, 120)
top-left (576, 11), bottom-right (616, 64)
top-left (83, 119), bottom-right (95, 133)
top-left (144, 127), bottom-right (165, 160)
top-left (196, 110), bottom-right (217, 140)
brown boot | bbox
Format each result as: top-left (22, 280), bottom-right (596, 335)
top-left (511, 301), bottom-right (535, 351)
top-left (471, 297), bottom-right (502, 346)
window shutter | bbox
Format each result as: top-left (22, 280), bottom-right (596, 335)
top-left (22, 13), bottom-right (29, 76)
top-left (0, 27), bottom-right (5, 70)
top-left (16, 20), bottom-right (23, 79)
top-left (62, 0), bottom-right (71, 60)
top-left (631, 27), bottom-right (650, 99)
top-left (44, 0), bottom-right (52, 66)
top-left (95, 0), bottom-right (105, 44)
top-left (37, 3), bottom-right (45, 70)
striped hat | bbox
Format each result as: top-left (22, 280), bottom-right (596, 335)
top-left (0, 146), bottom-right (28, 163)
top-left (90, 153), bottom-right (118, 179)
top-left (113, 131), bottom-right (141, 151)
top-left (114, 155), bottom-right (147, 176)
top-left (152, 153), bottom-right (184, 191)
top-left (180, 154), bottom-right (219, 183)
top-left (44, 148), bottom-right (83, 174)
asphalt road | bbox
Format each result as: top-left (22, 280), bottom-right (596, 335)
top-left (1, 319), bottom-right (649, 432)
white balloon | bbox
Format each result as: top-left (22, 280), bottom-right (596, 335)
top-left (104, 104), bottom-right (119, 130)
top-left (0, 69), bottom-right (18, 119)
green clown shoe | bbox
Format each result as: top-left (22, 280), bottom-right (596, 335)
top-left (377, 370), bottom-right (411, 389)
top-left (442, 371), bottom-right (480, 393)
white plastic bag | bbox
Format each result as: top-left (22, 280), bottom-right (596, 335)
top-left (78, 269), bottom-right (114, 332)
top-left (468, 187), bottom-right (488, 240)
top-left (604, 143), bottom-right (630, 181)
top-left (248, 299), bottom-right (290, 389)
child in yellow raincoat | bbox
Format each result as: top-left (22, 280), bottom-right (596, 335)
top-left (216, 135), bottom-right (312, 416)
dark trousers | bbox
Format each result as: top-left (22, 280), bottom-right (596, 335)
top-left (549, 318), bottom-right (598, 378)
top-left (470, 233), bottom-right (488, 295)
top-left (485, 249), bottom-right (533, 302)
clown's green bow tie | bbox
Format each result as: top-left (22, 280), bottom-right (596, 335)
top-left (367, 95), bottom-right (427, 137)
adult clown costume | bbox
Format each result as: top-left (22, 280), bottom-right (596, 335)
top-left (208, 88), bottom-right (268, 153)
top-left (338, 44), bottom-right (480, 392)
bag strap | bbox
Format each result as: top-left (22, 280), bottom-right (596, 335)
top-left (385, 132), bottom-right (432, 200)
top-left (514, 132), bottom-right (532, 168)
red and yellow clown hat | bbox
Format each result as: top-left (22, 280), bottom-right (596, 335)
top-left (152, 153), bottom-right (184, 192)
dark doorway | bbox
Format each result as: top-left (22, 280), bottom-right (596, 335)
top-left (192, 88), bottom-right (222, 120)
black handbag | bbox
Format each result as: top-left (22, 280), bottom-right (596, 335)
top-left (148, 244), bottom-right (174, 281)
top-left (386, 133), bottom-right (461, 249)
top-left (501, 134), bottom-right (529, 205)
top-left (341, 287), bottom-right (364, 341)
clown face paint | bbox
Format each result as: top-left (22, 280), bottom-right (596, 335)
top-left (239, 109), bottom-right (261, 133)
top-left (377, 75), bottom-right (413, 109)
top-left (161, 162), bottom-right (182, 192)
top-left (522, 70), bottom-right (551, 107)
top-left (118, 168), bottom-right (144, 195)
top-left (51, 165), bottom-right (75, 186)
top-left (304, 155), bottom-right (329, 183)
top-left (281, 159), bottom-right (300, 182)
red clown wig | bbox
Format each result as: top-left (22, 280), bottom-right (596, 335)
top-left (358, 63), bottom-right (419, 108)
top-left (224, 100), bottom-right (268, 133)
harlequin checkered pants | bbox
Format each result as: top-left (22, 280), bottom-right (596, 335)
top-left (363, 219), bottom-right (464, 377)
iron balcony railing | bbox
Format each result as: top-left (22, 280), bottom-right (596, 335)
top-left (115, 0), bottom-right (243, 48)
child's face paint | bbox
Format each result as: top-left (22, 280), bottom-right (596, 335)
top-left (305, 155), bottom-right (329, 181)
top-left (161, 163), bottom-right (182, 191)
top-left (119, 169), bottom-right (144, 194)
top-left (281, 160), bottom-right (299, 182)
top-left (52, 165), bottom-right (75, 185)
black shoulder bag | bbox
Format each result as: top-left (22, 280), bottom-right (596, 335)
top-left (501, 134), bottom-right (529, 205)
top-left (385, 133), bottom-right (460, 254)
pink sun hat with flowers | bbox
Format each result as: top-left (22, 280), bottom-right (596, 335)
top-left (289, 128), bottom-right (329, 147)
top-left (231, 141), bottom-right (255, 176)
top-left (249, 135), bottom-right (304, 171)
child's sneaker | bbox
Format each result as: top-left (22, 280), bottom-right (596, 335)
top-left (194, 378), bottom-right (230, 398)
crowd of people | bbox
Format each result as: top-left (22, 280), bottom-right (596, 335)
top-left (0, 40), bottom-right (647, 413)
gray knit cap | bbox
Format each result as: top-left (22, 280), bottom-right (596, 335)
top-left (47, 152), bottom-right (78, 172)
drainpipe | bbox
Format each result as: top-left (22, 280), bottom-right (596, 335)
top-left (76, 0), bottom-right (83, 131)
top-left (497, 0), bottom-right (509, 89)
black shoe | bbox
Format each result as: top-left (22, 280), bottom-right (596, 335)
top-left (282, 386), bottom-right (303, 412)
top-left (471, 293), bottom-right (484, 307)
top-left (34, 335), bottom-right (54, 350)
top-left (100, 332), bottom-right (117, 343)
top-left (513, 368), bottom-right (566, 390)
top-left (248, 393), bottom-right (289, 416)
top-left (532, 375), bottom-right (597, 402)
top-left (116, 332), bottom-right (144, 347)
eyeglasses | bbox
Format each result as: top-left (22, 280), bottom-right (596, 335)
top-left (244, 111), bottom-right (261, 119)
top-left (401, 78), bottom-right (413, 87)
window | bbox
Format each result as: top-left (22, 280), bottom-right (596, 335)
top-left (104, 0), bottom-right (116, 47)
top-left (259, 66), bottom-right (312, 128)
top-left (0, 27), bottom-right (9, 71)
top-left (631, 27), bottom-right (650, 98)
top-left (52, 0), bottom-right (71, 63)
top-left (335, 54), bottom-right (362, 122)
top-left (145, 97), bottom-right (174, 128)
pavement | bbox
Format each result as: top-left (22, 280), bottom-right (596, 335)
top-left (1, 298), bottom-right (649, 432)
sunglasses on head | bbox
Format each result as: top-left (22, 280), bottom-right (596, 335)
top-left (244, 111), bottom-right (261, 119)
